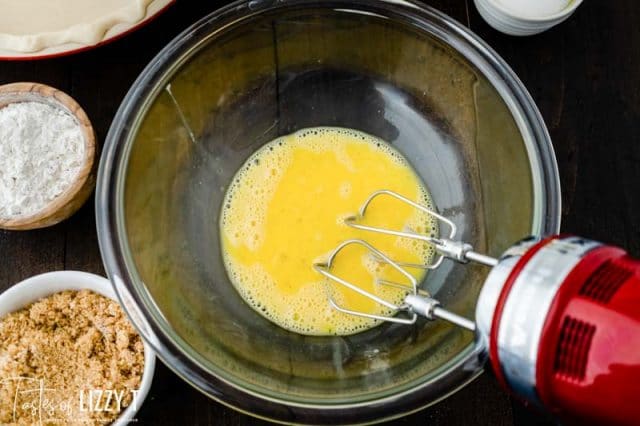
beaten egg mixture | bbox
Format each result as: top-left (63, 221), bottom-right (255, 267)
top-left (221, 127), bottom-right (437, 335)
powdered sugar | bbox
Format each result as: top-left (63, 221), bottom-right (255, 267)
top-left (0, 101), bottom-right (85, 219)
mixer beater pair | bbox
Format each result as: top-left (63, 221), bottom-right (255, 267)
top-left (313, 189), bottom-right (494, 331)
top-left (313, 189), bottom-right (640, 425)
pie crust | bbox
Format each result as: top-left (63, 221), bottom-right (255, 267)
top-left (0, 0), bottom-right (155, 53)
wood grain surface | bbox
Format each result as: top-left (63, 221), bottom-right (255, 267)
top-left (0, 1), bottom-right (636, 425)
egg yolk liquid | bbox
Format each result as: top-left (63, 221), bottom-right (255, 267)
top-left (220, 127), bottom-right (437, 335)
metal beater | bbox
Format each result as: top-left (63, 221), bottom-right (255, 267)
top-left (313, 189), bottom-right (494, 332)
top-left (313, 189), bottom-right (640, 426)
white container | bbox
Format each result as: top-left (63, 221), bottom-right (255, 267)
top-left (0, 271), bottom-right (156, 426)
top-left (474, 0), bottom-right (583, 36)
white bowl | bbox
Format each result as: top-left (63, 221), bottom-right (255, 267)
top-left (0, 271), bottom-right (156, 426)
top-left (474, 0), bottom-right (583, 36)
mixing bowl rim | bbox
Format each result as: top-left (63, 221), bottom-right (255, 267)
top-left (96, 0), bottom-right (561, 423)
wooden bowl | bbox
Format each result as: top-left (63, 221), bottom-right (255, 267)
top-left (0, 82), bottom-right (96, 230)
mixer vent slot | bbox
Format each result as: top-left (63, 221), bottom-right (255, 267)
top-left (579, 259), bottom-right (631, 304)
top-left (553, 316), bottom-right (596, 382)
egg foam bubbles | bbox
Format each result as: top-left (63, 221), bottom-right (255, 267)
top-left (220, 127), bottom-right (437, 336)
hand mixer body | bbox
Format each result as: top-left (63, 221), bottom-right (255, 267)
top-left (321, 190), bottom-right (640, 424)
top-left (477, 235), bottom-right (640, 425)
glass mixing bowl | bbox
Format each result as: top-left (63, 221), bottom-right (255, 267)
top-left (96, 0), bottom-right (560, 423)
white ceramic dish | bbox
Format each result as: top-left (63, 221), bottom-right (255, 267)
top-left (0, 271), bottom-right (156, 426)
top-left (474, 0), bottom-right (583, 36)
top-left (0, 0), bottom-right (174, 60)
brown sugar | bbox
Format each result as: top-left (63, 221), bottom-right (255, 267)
top-left (0, 289), bottom-right (145, 425)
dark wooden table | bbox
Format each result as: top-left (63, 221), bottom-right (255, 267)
top-left (1, 1), bottom-right (637, 425)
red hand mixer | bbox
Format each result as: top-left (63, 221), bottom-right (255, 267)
top-left (314, 190), bottom-right (640, 425)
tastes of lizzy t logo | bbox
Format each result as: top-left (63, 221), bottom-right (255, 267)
top-left (1, 377), bottom-right (140, 424)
